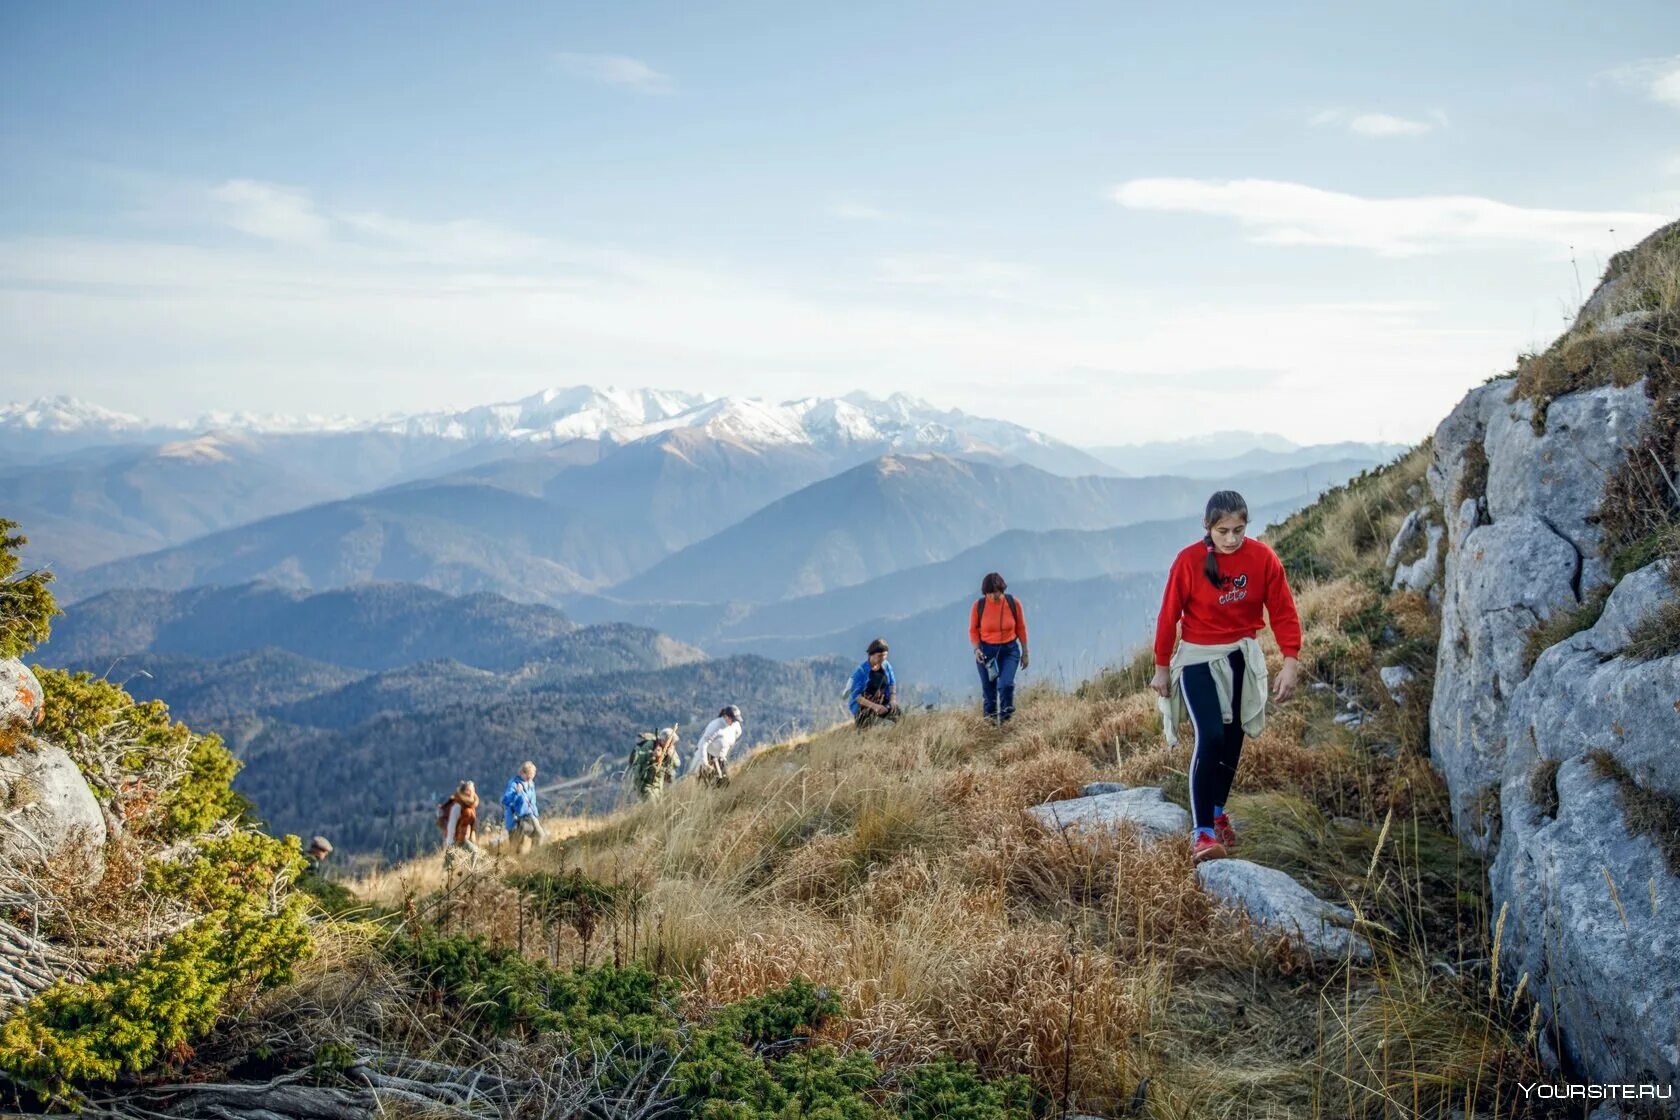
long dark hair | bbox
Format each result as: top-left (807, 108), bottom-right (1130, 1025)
top-left (980, 572), bottom-right (1007, 595)
top-left (1202, 490), bottom-right (1249, 588)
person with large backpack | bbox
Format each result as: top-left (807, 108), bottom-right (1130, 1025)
top-left (628, 727), bottom-right (682, 801)
top-left (970, 572), bottom-right (1029, 723)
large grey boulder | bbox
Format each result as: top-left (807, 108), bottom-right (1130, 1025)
top-left (0, 741), bottom-right (106, 884)
top-left (1483, 384), bottom-right (1651, 590)
top-left (1491, 561), bottom-right (1680, 1088)
top-left (1429, 514), bottom-right (1580, 848)
top-left (1026, 787), bottom-right (1189, 839)
top-left (1197, 859), bottom-right (1372, 962)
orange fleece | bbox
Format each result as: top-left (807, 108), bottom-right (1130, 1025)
top-left (969, 595), bottom-right (1027, 646)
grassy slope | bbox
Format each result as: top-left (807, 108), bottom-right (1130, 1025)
top-left (341, 445), bottom-right (1562, 1118)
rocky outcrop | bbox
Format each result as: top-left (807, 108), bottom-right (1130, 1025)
top-left (1427, 381), bottom-right (1651, 849)
top-left (1489, 561), bottom-right (1680, 1085)
top-left (1026, 786), bottom-right (1189, 839)
top-left (1196, 859), bottom-right (1372, 962)
top-left (1420, 225), bottom-right (1679, 1099)
top-left (0, 741), bottom-right (107, 884)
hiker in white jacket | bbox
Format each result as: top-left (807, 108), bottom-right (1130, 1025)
top-left (689, 705), bottom-right (744, 780)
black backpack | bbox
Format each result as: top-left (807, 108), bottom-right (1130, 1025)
top-left (973, 594), bottom-right (1023, 639)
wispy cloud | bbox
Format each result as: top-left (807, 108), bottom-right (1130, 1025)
top-left (0, 176), bottom-right (1578, 444)
top-left (1112, 178), bottom-right (1666, 257)
top-left (829, 201), bottom-right (890, 221)
top-left (1310, 108), bottom-right (1442, 137)
top-left (1607, 55), bottom-right (1680, 110)
top-left (553, 52), bottom-right (674, 94)
top-left (208, 180), bottom-right (331, 245)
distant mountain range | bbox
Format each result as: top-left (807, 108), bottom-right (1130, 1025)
top-left (3, 387), bottom-right (1110, 470)
top-left (33, 582), bottom-right (845, 858)
top-left (7, 388), bottom-right (1116, 576)
top-left (610, 455), bottom-right (1368, 605)
top-left (1088, 432), bottom-right (1405, 477)
top-left (566, 496), bottom-right (1303, 654)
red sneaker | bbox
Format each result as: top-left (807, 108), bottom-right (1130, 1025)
top-left (1191, 832), bottom-right (1227, 864)
top-left (1213, 812), bottom-right (1237, 850)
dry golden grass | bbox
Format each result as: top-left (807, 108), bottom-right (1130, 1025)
top-left (357, 685), bottom-right (1532, 1116)
top-left (1512, 221), bottom-right (1678, 419)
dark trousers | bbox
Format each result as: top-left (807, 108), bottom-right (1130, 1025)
top-left (854, 692), bottom-right (899, 728)
top-left (1181, 649), bottom-right (1246, 832)
top-left (976, 640), bottom-right (1022, 722)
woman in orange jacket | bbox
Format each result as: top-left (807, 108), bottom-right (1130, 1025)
top-left (969, 572), bottom-right (1029, 723)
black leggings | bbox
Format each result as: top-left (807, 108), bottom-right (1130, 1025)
top-left (1181, 650), bottom-right (1246, 832)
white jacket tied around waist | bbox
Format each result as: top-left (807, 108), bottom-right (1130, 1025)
top-left (689, 717), bottom-right (742, 773)
top-left (1167, 636), bottom-right (1270, 740)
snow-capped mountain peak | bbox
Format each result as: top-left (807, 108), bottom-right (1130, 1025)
top-left (1, 385), bottom-right (1109, 476)
top-left (0, 394), bottom-right (154, 433)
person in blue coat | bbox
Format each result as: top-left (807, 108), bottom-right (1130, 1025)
top-left (848, 638), bottom-right (900, 728)
top-left (501, 760), bottom-right (545, 852)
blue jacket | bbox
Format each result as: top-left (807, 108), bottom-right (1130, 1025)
top-left (848, 659), bottom-right (895, 715)
top-left (502, 776), bottom-right (539, 832)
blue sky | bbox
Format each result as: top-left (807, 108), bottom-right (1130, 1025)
top-left (2, 1), bottom-right (1677, 444)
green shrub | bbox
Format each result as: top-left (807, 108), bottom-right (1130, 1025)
top-left (33, 668), bottom-right (250, 841)
top-left (899, 1057), bottom-right (1037, 1119)
top-left (0, 519), bottom-right (56, 660)
top-left (385, 933), bottom-right (1038, 1117)
top-left (714, 977), bottom-right (842, 1047)
top-left (387, 931), bottom-right (677, 1042)
top-left (0, 832), bottom-right (311, 1103)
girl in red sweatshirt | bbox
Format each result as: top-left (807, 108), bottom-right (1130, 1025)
top-left (1150, 490), bottom-right (1302, 863)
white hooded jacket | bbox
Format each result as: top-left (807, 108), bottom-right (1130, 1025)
top-left (688, 716), bottom-right (742, 773)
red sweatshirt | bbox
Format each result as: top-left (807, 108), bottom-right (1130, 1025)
top-left (1153, 538), bottom-right (1302, 665)
top-left (970, 595), bottom-right (1027, 646)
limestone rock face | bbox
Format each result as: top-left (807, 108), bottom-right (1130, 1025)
top-left (1491, 562), bottom-right (1680, 1088)
top-left (1196, 859), bottom-right (1372, 962)
top-left (1025, 787), bottom-right (1189, 839)
top-left (1425, 299), bottom-right (1678, 1099)
top-left (1430, 514), bottom-right (1579, 847)
top-left (0, 741), bottom-right (106, 884)
top-left (1482, 384), bottom-right (1651, 590)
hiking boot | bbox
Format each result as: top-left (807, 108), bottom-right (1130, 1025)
top-left (1213, 812), bottom-right (1237, 849)
top-left (1191, 832), bottom-right (1227, 864)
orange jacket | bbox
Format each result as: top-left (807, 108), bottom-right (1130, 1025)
top-left (969, 595), bottom-right (1027, 646)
